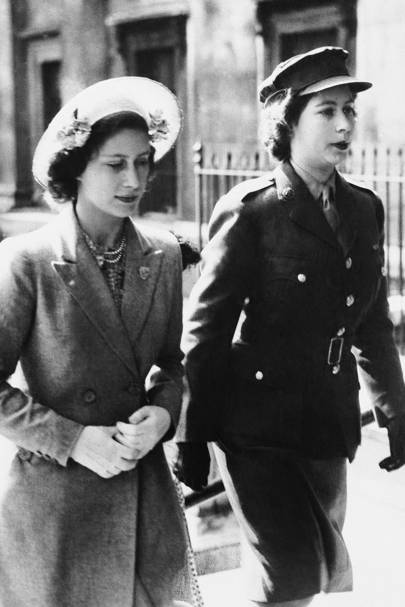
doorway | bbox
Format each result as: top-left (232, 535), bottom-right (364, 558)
top-left (120, 18), bottom-right (186, 215)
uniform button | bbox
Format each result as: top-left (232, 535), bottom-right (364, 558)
top-left (346, 294), bottom-right (355, 307)
top-left (381, 267), bottom-right (387, 276)
top-left (280, 187), bottom-right (294, 201)
top-left (297, 273), bottom-right (306, 283)
top-left (83, 389), bottom-right (96, 404)
top-left (68, 279), bottom-right (75, 287)
top-left (244, 297), bottom-right (250, 305)
top-left (255, 370), bottom-right (264, 381)
top-left (345, 257), bottom-right (352, 269)
top-left (337, 327), bottom-right (345, 336)
top-left (332, 364), bottom-right (340, 375)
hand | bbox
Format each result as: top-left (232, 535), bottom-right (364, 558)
top-left (114, 406), bottom-right (171, 460)
top-left (70, 425), bottom-right (138, 478)
top-left (379, 413), bottom-right (405, 472)
top-left (173, 442), bottom-right (211, 491)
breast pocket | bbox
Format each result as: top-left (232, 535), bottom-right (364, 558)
top-left (263, 255), bottom-right (311, 303)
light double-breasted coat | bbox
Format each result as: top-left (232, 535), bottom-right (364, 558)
top-left (0, 205), bottom-right (193, 607)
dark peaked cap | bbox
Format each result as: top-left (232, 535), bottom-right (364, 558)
top-left (259, 46), bottom-right (372, 104)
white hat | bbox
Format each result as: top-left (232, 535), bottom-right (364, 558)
top-left (33, 76), bottom-right (182, 188)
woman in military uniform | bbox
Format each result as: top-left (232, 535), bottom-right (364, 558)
top-left (175, 47), bottom-right (405, 606)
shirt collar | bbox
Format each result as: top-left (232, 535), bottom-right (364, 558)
top-left (290, 159), bottom-right (336, 201)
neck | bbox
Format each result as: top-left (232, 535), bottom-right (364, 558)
top-left (290, 154), bottom-right (334, 185)
top-left (75, 203), bottom-right (124, 248)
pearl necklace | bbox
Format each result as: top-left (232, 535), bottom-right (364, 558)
top-left (83, 231), bottom-right (127, 267)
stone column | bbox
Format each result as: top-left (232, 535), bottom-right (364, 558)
top-left (0, 0), bottom-right (16, 212)
top-left (60, 0), bottom-right (109, 101)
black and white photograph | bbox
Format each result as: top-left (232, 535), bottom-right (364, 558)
top-left (0, 1), bottom-right (405, 606)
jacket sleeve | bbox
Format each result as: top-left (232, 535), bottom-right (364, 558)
top-left (177, 193), bottom-right (257, 442)
top-left (0, 239), bottom-right (83, 465)
top-left (145, 239), bottom-right (184, 438)
top-left (353, 197), bottom-right (405, 425)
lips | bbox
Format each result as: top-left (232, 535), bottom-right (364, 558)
top-left (115, 195), bottom-right (137, 203)
top-left (332, 141), bottom-right (350, 151)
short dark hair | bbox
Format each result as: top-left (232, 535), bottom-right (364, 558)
top-left (47, 112), bottom-right (155, 204)
top-left (261, 90), bottom-right (311, 161)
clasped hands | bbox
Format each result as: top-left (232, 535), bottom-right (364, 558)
top-left (71, 405), bottom-right (171, 478)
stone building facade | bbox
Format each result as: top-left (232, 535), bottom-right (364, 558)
top-left (0, 0), bottom-right (404, 231)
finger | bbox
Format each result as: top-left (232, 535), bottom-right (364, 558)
top-left (115, 422), bottom-right (140, 437)
top-left (114, 432), bottom-right (144, 452)
top-left (115, 459), bottom-right (138, 472)
top-left (128, 407), bottom-right (150, 424)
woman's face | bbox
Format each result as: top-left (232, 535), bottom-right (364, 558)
top-left (290, 85), bottom-right (357, 173)
top-left (77, 127), bottom-right (151, 221)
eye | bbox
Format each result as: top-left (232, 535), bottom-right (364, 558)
top-left (135, 157), bottom-right (150, 169)
top-left (344, 106), bottom-right (357, 119)
top-left (107, 160), bottom-right (125, 171)
top-left (319, 108), bottom-right (335, 118)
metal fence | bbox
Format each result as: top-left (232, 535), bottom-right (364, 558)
top-left (193, 142), bottom-right (405, 350)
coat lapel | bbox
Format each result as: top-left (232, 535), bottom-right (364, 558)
top-left (121, 221), bottom-right (164, 348)
top-left (274, 162), bottom-right (340, 250)
top-left (334, 172), bottom-right (359, 254)
top-left (51, 207), bottom-right (140, 377)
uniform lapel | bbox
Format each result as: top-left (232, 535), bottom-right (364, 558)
top-left (51, 206), bottom-right (140, 377)
top-left (275, 162), bottom-right (340, 250)
top-left (121, 221), bottom-right (164, 348)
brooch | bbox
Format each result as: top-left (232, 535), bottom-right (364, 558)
top-left (138, 266), bottom-right (151, 280)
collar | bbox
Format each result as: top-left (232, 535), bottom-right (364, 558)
top-left (290, 159), bottom-right (336, 202)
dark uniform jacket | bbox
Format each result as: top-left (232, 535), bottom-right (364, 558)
top-left (179, 161), bottom-right (405, 460)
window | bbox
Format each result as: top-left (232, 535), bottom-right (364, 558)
top-left (258, 2), bottom-right (357, 76)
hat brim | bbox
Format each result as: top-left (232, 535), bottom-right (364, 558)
top-left (298, 75), bottom-right (372, 96)
top-left (33, 77), bottom-right (182, 189)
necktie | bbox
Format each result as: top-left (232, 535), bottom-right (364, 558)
top-left (320, 186), bottom-right (340, 233)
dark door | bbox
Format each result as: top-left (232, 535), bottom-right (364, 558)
top-left (135, 46), bottom-right (177, 214)
top-left (281, 29), bottom-right (338, 60)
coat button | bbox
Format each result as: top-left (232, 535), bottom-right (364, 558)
top-left (381, 267), bottom-right (387, 276)
top-left (297, 273), bottom-right (306, 283)
top-left (346, 294), bottom-right (355, 307)
top-left (255, 370), bottom-right (264, 381)
top-left (345, 257), bottom-right (352, 269)
top-left (83, 389), bottom-right (96, 404)
top-left (332, 364), bottom-right (340, 374)
top-left (18, 448), bottom-right (32, 461)
top-left (337, 327), bottom-right (345, 336)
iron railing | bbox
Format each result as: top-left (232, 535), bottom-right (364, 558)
top-left (193, 142), bottom-right (405, 351)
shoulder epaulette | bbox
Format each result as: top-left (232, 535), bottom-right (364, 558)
top-left (225, 173), bottom-right (275, 202)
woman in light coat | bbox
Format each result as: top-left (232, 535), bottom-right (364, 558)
top-left (0, 77), bottom-right (196, 607)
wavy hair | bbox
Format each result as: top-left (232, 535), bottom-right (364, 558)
top-left (260, 90), bottom-right (312, 161)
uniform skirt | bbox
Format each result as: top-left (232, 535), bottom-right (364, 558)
top-left (214, 444), bottom-right (352, 603)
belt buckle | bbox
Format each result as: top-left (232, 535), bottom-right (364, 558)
top-left (328, 337), bottom-right (344, 366)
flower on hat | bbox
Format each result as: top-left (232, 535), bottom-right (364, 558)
top-left (148, 109), bottom-right (169, 143)
top-left (57, 110), bottom-right (92, 151)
